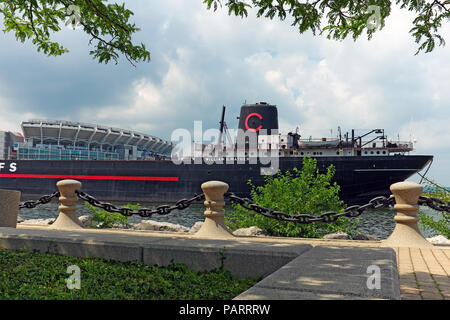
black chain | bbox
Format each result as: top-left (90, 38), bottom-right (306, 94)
top-left (75, 190), bottom-right (205, 218)
top-left (19, 191), bottom-right (60, 209)
top-left (418, 196), bottom-right (450, 212)
top-left (224, 192), bottom-right (396, 224)
top-left (18, 189), bottom-right (448, 225)
top-left (225, 192), bottom-right (449, 224)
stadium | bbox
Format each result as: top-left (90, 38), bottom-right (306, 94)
top-left (6, 119), bottom-right (173, 161)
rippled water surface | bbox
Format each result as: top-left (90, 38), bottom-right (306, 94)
top-left (18, 198), bottom-right (442, 239)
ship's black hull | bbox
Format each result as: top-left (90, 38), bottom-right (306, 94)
top-left (0, 155), bottom-right (432, 205)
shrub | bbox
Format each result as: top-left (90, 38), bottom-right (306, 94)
top-left (418, 178), bottom-right (449, 238)
top-left (84, 202), bottom-right (139, 228)
top-left (225, 157), bottom-right (358, 238)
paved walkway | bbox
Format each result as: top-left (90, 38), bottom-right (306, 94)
top-left (394, 247), bottom-right (450, 300)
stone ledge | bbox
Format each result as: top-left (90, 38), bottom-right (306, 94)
top-left (140, 238), bottom-right (312, 278)
top-left (0, 227), bottom-right (312, 278)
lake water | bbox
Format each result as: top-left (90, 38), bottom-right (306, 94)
top-left (18, 199), bottom-right (442, 239)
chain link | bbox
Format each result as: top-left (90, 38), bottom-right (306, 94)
top-left (224, 192), bottom-right (396, 224)
top-left (225, 192), bottom-right (450, 224)
top-left (418, 196), bottom-right (450, 212)
top-left (75, 190), bottom-right (205, 218)
top-left (19, 191), bottom-right (60, 209)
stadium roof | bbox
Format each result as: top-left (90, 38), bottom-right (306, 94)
top-left (21, 119), bottom-right (172, 155)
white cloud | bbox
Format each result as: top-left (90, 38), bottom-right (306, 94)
top-left (78, 47), bottom-right (212, 135)
top-left (399, 119), bottom-right (450, 151)
top-left (0, 91), bottom-right (42, 133)
top-left (0, 0), bottom-right (449, 184)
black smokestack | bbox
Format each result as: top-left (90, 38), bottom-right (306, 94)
top-left (236, 102), bottom-right (279, 150)
top-left (237, 102), bottom-right (279, 134)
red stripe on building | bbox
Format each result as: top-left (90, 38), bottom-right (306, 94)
top-left (0, 174), bottom-right (178, 181)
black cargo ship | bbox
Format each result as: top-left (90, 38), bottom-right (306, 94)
top-left (0, 102), bottom-right (433, 205)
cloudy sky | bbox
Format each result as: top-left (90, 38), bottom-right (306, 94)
top-left (0, 0), bottom-right (448, 185)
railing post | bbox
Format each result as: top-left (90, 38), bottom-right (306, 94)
top-left (193, 181), bottom-right (234, 239)
top-left (49, 179), bottom-right (83, 230)
top-left (0, 189), bottom-right (21, 228)
top-left (382, 181), bottom-right (433, 248)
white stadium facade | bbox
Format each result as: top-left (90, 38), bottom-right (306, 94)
top-left (13, 119), bottom-right (173, 160)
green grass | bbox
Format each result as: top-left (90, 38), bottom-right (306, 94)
top-left (0, 249), bottom-right (258, 300)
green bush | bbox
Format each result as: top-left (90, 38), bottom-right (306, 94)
top-left (418, 178), bottom-right (449, 238)
top-left (225, 157), bottom-right (358, 238)
top-left (84, 202), bottom-right (139, 228)
top-left (0, 249), bottom-right (258, 300)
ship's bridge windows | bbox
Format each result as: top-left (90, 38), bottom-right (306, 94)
top-left (383, 151), bottom-right (386, 154)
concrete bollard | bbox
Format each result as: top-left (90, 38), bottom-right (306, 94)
top-left (49, 179), bottom-right (84, 230)
top-left (382, 181), bottom-right (433, 248)
top-left (193, 181), bottom-right (235, 239)
top-left (0, 189), bottom-right (21, 228)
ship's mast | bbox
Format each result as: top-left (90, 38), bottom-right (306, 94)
top-left (218, 105), bottom-right (226, 148)
top-left (218, 105), bottom-right (226, 143)
top-left (217, 105), bottom-right (234, 152)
